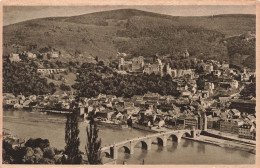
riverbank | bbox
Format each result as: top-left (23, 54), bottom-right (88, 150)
top-left (203, 129), bottom-right (256, 145)
top-left (132, 123), bottom-right (159, 133)
top-left (3, 115), bottom-right (67, 124)
top-left (183, 135), bottom-right (255, 154)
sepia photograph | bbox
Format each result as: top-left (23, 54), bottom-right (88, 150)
top-left (1, 1), bottom-right (258, 166)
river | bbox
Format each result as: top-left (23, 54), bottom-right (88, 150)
top-left (3, 110), bottom-right (255, 164)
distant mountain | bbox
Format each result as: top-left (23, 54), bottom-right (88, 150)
top-left (3, 9), bottom-right (256, 68)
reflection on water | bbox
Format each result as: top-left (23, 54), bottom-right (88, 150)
top-left (123, 153), bottom-right (130, 160)
top-left (3, 110), bottom-right (255, 165)
top-left (197, 142), bottom-right (206, 154)
top-left (182, 139), bottom-right (191, 148)
top-left (156, 145), bottom-right (164, 153)
top-left (136, 149), bottom-right (148, 160)
top-left (167, 142), bottom-right (178, 152)
top-left (239, 150), bottom-right (252, 158)
top-left (224, 147), bottom-right (236, 154)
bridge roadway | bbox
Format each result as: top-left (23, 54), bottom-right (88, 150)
top-left (101, 129), bottom-right (197, 159)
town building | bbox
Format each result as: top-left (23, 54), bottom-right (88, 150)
top-left (218, 119), bottom-right (243, 134)
top-left (49, 51), bottom-right (59, 58)
top-left (213, 70), bottom-right (221, 77)
top-left (238, 123), bottom-right (256, 140)
top-left (203, 64), bottom-right (214, 73)
top-left (37, 68), bottom-right (66, 74)
top-left (132, 56), bottom-right (144, 72)
top-left (118, 57), bottom-right (132, 72)
top-left (221, 63), bottom-right (229, 70)
top-left (183, 49), bottom-right (190, 58)
top-left (204, 82), bottom-right (214, 93)
top-left (207, 117), bottom-right (220, 129)
top-left (95, 109), bottom-right (115, 121)
top-left (9, 53), bottom-right (21, 62)
top-left (143, 58), bottom-right (163, 75)
top-left (177, 116), bottom-right (198, 130)
top-left (26, 52), bottom-right (37, 59)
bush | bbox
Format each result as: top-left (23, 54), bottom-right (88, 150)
top-left (2, 138), bottom-right (58, 164)
top-left (25, 138), bottom-right (50, 150)
top-left (12, 146), bottom-right (27, 164)
top-left (23, 147), bottom-right (35, 163)
top-left (34, 147), bottom-right (44, 163)
top-left (2, 140), bottom-right (14, 163)
top-left (43, 147), bottom-right (56, 159)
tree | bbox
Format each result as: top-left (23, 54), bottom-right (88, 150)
top-left (64, 111), bottom-right (82, 164)
top-left (60, 83), bottom-right (71, 91)
top-left (85, 119), bottom-right (102, 164)
top-left (95, 56), bottom-right (99, 62)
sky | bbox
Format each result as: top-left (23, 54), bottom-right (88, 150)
top-left (3, 5), bottom-right (256, 26)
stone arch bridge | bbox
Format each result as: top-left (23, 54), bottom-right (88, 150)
top-left (101, 129), bottom-right (196, 159)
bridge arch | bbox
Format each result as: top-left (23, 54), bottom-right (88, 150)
top-left (156, 137), bottom-right (164, 146)
top-left (101, 151), bottom-right (110, 158)
top-left (117, 145), bottom-right (131, 154)
top-left (168, 134), bottom-right (179, 142)
top-left (133, 140), bottom-right (148, 150)
top-left (181, 131), bottom-right (191, 138)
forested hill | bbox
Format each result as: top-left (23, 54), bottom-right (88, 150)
top-left (3, 9), bottom-right (256, 68)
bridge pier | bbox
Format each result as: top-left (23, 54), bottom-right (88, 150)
top-left (110, 145), bottom-right (118, 159)
top-left (191, 128), bottom-right (196, 138)
top-left (130, 141), bottom-right (135, 155)
top-left (177, 135), bottom-right (182, 143)
top-left (163, 135), bottom-right (167, 147)
top-left (147, 138), bottom-right (152, 150)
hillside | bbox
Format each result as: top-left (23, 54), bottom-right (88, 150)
top-left (3, 9), bottom-right (256, 67)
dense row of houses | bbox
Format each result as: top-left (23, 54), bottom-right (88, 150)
top-left (80, 90), bottom-right (255, 139)
top-left (3, 91), bottom-right (75, 110)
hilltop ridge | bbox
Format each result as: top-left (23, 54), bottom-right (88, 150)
top-left (3, 9), bottom-right (256, 68)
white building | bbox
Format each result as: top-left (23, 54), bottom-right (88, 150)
top-left (9, 53), bottom-right (21, 62)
